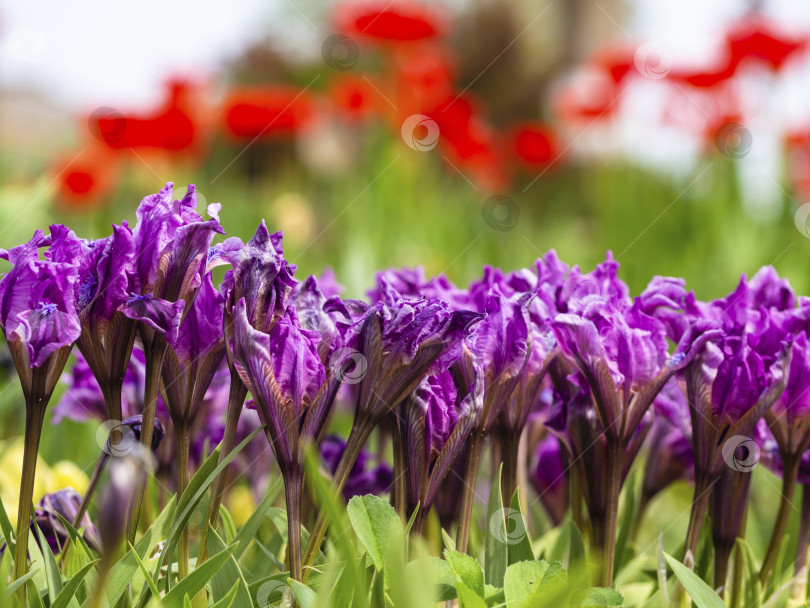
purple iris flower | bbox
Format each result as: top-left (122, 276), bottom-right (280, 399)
top-left (530, 433), bottom-right (568, 527)
top-left (400, 368), bottom-right (483, 531)
top-left (232, 298), bottom-right (339, 580)
top-left (32, 489), bottom-right (102, 555)
top-left (320, 434), bottom-right (393, 500)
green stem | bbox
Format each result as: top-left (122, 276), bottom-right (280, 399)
top-left (391, 421), bottom-right (407, 522)
top-left (197, 370), bottom-right (247, 566)
top-left (760, 454), bottom-right (799, 585)
top-left (13, 399), bottom-right (48, 603)
top-left (285, 469), bottom-right (304, 581)
top-left (175, 421), bottom-right (190, 581)
top-left (683, 472), bottom-right (713, 562)
top-left (301, 423), bottom-right (371, 582)
top-left (127, 335), bottom-right (167, 544)
top-left (601, 439), bottom-right (624, 587)
top-left (500, 432), bottom-right (520, 511)
top-left (796, 484), bottom-right (810, 576)
top-left (456, 431), bottom-right (485, 554)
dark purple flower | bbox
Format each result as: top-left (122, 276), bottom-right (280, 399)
top-left (0, 228), bottom-right (81, 375)
top-left (33, 489), bottom-right (102, 554)
top-left (161, 273), bottom-right (226, 426)
top-left (320, 434), bottom-right (393, 500)
top-left (119, 183), bottom-right (223, 342)
top-left (401, 368), bottom-right (482, 525)
top-left (530, 434), bottom-right (568, 526)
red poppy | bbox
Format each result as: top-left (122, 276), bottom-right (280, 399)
top-left (511, 123), bottom-right (560, 169)
top-left (726, 16), bottom-right (808, 72)
top-left (88, 79), bottom-right (199, 151)
top-left (328, 74), bottom-right (380, 120)
top-left (592, 46), bottom-right (636, 85)
top-left (54, 147), bottom-right (117, 209)
top-left (393, 43), bottom-right (455, 115)
top-left (427, 95), bottom-right (507, 191)
top-left (223, 87), bottom-right (314, 138)
top-left (336, 0), bottom-right (443, 43)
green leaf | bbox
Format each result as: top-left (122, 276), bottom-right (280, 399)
top-left (51, 561), bottom-right (98, 608)
top-left (210, 580), bottom-right (240, 608)
top-left (507, 489), bottom-right (534, 565)
top-left (0, 495), bottom-right (15, 557)
top-left (32, 513), bottom-right (64, 600)
top-left (288, 578), bottom-right (318, 608)
top-left (129, 541), bottom-right (161, 600)
top-left (444, 550), bottom-right (486, 599)
top-left (442, 528), bottom-right (456, 553)
top-left (217, 504), bottom-right (237, 544)
top-left (664, 553), bottom-right (725, 608)
top-left (2, 567), bottom-right (40, 598)
top-left (484, 465), bottom-right (508, 587)
top-left (347, 494), bottom-right (404, 572)
top-left (105, 496), bottom-right (176, 607)
top-left (229, 477), bottom-right (282, 560)
top-left (570, 587), bottom-right (624, 607)
top-left (404, 502), bottom-right (420, 537)
top-left (155, 426), bottom-right (264, 591)
top-left (503, 560), bottom-right (567, 608)
top-left (457, 582), bottom-right (489, 608)
top-left (183, 593), bottom-right (192, 608)
top-left (161, 545), bottom-right (235, 608)
top-left (207, 525), bottom-right (253, 608)
top-left (736, 539), bottom-right (760, 608)
top-left (568, 518), bottom-right (587, 581)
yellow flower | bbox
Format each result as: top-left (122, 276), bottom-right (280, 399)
top-left (49, 461), bottom-right (89, 496)
top-left (225, 485), bottom-right (256, 528)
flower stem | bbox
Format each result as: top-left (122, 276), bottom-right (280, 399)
top-left (601, 438), bottom-right (624, 587)
top-left (760, 454), bottom-right (799, 585)
top-left (796, 484), bottom-right (810, 576)
top-left (456, 431), bottom-right (485, 554)
top-left (175, 421), bottom-right (190, 581)
top-left (127, 335), bottom-right (167, 544)
top-left (285, 470), bottom-right (304, 581)
top-left (197, 370), bottom-right (247, 565)
top-left (13, 399), bottom-right (48, 602)
top-left (391, 422), bottom-right (407, 522)
top-left (683, 472), bottom-right (714, 561)
top-left (500, 432), bottom-right (520, 510)
top-left (301, 423), bottom-right (371, 582)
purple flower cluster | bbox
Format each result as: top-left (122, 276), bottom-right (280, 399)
top-left (4, 182), bottom-right (810, 590)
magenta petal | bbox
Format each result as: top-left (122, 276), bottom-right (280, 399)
top-left (119, 295), bottom-right (185, 342)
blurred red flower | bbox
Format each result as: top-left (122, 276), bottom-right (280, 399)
top-left (328, 74), bottom-right (380, 120)
top-left (511, 123), bottom-right (560, 169)
top-left (336, 0), bottom-right (444, 43)
top-left (88, 80), bottom-right (200, 151)
top-left (223, 87), bottom-right (315, 138)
